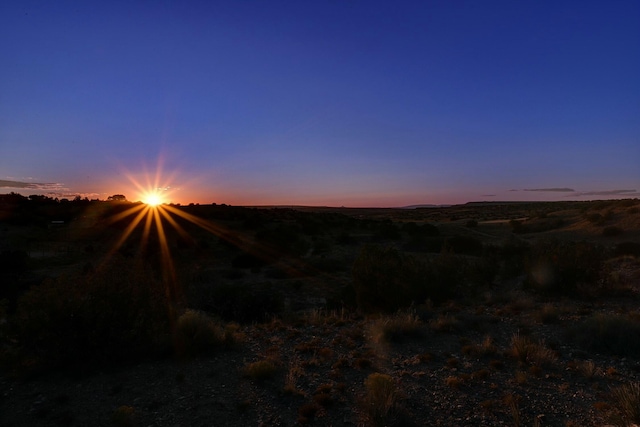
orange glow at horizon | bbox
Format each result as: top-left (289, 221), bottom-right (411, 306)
top-left (99, 161), bottom-right (332, 314)
top-left (142, 191), bottom-right (164, 207)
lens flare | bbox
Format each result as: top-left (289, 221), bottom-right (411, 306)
top-left (143, 192), bottom-right (163, 207)
top-left (104, 157), bottom-right (321, 311)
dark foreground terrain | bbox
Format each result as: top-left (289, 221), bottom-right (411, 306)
top-left (1, 195), bottom-right (640, 426)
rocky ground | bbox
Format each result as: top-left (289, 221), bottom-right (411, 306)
top-left (3, 279), bottom-right (640, 427)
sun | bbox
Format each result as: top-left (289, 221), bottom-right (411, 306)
top-left (143, 192), bottom-right (164, 207)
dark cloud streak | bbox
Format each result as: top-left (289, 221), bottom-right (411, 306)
top-left (0, 179), bottom-right (66, 191)
top-left (523, 188), bottom-right (575, 192)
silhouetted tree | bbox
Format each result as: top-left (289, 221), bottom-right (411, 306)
top-left (108, 194), bottom-right (127, 202)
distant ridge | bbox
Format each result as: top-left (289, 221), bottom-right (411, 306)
top-left (401, 204), bottom-right (452, 209)
top-left (465, 201), bottom-right (550, 206)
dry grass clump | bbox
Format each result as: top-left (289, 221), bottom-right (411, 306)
top-left (510, 333), bottom-right (533, 363)
top-left (175, 310), bottom-right (240, 357)
top-left (509, 333), bottom-right (556, 366)
top-left (503, 394), bottom-right (526, 427)
top-left (354, 357), bottom-right (373, 369)
top-left (430, 314), bottom-right (461, 333)
top-left (243, 359), bottom-right (278, 382)
top-left (576, 360), bottom-right (600, 380)
top-left (462, 335), bottom-right (497, 357)
top-left (506, 294), bottom-right (535, 314)
top-left (297, 402), bottom-right (320, 424)
top-left (111, 405), bottom-right (136, 427)
top-left (609, 382), bottom-right (640, 426)
top-left (363, 373), bottom-right (399, 427)
top-left (313, 384), bottom-right (334, 408)
top-left (283, 357), bottom-right (305, 395)
top-left (302, 307), bottom-right (350, 326)
top-left (471, 369), bottom-right (490, 380)
top-left (445, 375), bottom-right (463, 388)
top-left (514, 370), bottom-right (528, 385)
top-left (534, 303), bottom-right (561, 324)
top-left (369, 312), bottom-right (423, 344)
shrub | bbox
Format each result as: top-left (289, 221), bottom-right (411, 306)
top-left (534, 303), bottom-right (560, 324)
top-left (243, 360), bottom-right (277, 381)
top-left (0, 250), bottom-right (30, 313)
top-left (525, 240), bottom-right (606, 296)
top-left (403, 222), bottom-right (439, 237)
top-left (111, 405), bottom-right (136, 427)
top-left (403, 223), bottom-right (442, 252)
top-left (364, 373), bottom-right (398, 427)
top-left (446, 235), bottom-right (483, 255)
top-left (14, 257), bottom-right (174, 369)
top-left (586, 213), bottom-right (605, 225)
top-left (369, 312), bottom-right (423, 344)
top-left (376, 221), bottom-right (401, 240)
top-left (255, 223), bottom-right (311, 257)
top-left (509, 219), bottom-right (525, 233)
top-left (174, 310), bottom-right (225, 357)
top-left (352, 245), bottom-right (456, 312)
top-left (231, 252), bottom-right (267, 270)
top-left (603, 226), bottom-right (623, 237)
top-left (298, 403), bottom-right (320, 424)
top-left (615, 242), bottom-right (640, 257)
top-left (404, 236), bottom-right (444, 253)
top-left (500, 237), bottom-right (531, 278)
top-left (466, 254), bottom-right (500, 289)
top-left (191, 282), bottom-right (284, 323)
top-left (567, 314), bottom-right (640, 357)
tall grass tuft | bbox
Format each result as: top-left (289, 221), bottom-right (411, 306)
top-left (364, 373), bottom-right (398, 427)
top-left (609, 382), bottom-right (640, 426)
top-left (369, 312), bottom-right (423, 344)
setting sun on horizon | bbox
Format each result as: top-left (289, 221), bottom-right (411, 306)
top-left (3, 2), bottom-right (640, 424)
top-left (1, 1), bottom-right (638, 206)
top-left (142, 192), bottom-right (164, 207)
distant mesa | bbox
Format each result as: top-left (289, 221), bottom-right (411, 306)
top-left (573, 189), bottom-right (638, 197)
top-left (402, 204), bottom-right (451, 209)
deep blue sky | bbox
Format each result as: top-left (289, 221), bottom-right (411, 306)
top-left (1, 1), bottom-right (638, 206)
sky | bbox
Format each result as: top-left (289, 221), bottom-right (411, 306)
top-left (1, 0), bottom-right (639, 207)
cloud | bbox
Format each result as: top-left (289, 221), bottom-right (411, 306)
top-left (523, 188), bottom-right (575, 192)
top-left (481, 194), bottom-right (496, 197)
top-left (572, 189), bottom-right (639, 197)
top-left (0, 179), bottom-right (67, 191)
